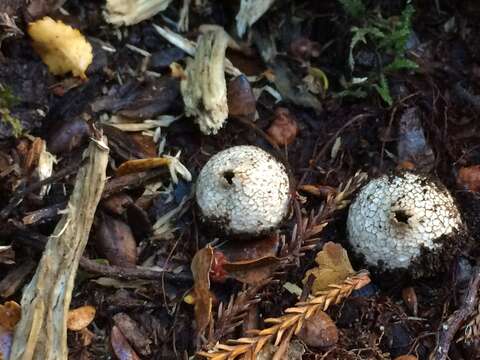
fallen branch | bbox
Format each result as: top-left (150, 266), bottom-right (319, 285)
top-left (79, 256), bottom-right (192, 283)
top-left (9, 135), bottom-right (109, 360)
top-left (429, 266), bottom-right (480, 360)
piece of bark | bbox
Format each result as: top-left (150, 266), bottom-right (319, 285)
top-left (113, 313), bottom-right (151, 356)
top-left (9, 135), bottom-right (109, 360)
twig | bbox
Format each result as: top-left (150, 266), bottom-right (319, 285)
top-left (429, 266), bottom-right (480, 360)
top-left (0, 158), bottom-right (85, 220)
top-left (79, 257), bottom-right (193, 283)
top-left (299, 113), bottom-right (373, 186)
top-left (198, 271), bottom-right (370, 360)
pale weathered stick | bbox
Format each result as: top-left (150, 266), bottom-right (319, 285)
top-left (10, 135), bottom-right (109, 360)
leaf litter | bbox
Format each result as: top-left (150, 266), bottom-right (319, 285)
top-left (0, 1), bottom-right (480, 360)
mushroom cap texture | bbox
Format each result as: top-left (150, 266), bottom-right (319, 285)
top-left (196, 145), bottom-right (290, 236)
top-left (347, 172), bottom-right (462, 269)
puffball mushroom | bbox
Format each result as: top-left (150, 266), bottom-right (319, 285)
top-left (196, 145), bottom-right (290, 237)
top-left (347, 172), bottom-right (462, 270)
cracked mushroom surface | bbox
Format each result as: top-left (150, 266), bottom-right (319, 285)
top-left (196, 145), bottom-right (290, 236)
top-left (347, 172), bottom-right (462, 269)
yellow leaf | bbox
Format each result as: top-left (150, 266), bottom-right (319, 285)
top-left (303, 242), bottom-right (355, 293)
top-left (28, 17), bottom-right (93, 79)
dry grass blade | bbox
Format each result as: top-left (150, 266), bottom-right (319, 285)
top-left (198, 271), bottom-right (370, 359)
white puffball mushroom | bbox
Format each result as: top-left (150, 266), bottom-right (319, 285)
top-left (347, 172), bottom-right (462, 270)
top-left (196, 145), bottom-right (290, 236)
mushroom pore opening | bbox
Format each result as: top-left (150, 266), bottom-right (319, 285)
top-left (393, 209), bottom-right (412, 224)
top-left (222, 170), bottom-right (235, 185)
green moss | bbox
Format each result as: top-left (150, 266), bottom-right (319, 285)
top-left (0, 84), bottom-right (23, 138)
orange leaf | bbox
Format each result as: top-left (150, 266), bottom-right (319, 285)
top-left (0, 301), bottom-right (21, 330)
top-left (67, 305), bottom-right (96, 331)
top-left (190, 246), bottom-right (215, 335)
top-left (116, 157), bottom-right (171, 176)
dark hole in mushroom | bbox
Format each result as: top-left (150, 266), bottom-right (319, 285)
top-left (223, 170), bottom-right (235, 184)
top-left (394, 209), bottom-right (411, 224)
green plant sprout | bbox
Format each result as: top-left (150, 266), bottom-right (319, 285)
top-left (0, 84), bottom-right (23, 137)
top-left (338, 0), bottom-right (418, 106)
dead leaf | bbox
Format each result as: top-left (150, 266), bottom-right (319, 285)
top-left (190, 246), bottom-right (214, 336)
top-left (116, 157), bottom-right (170, 176)
top-left (266, 107), bottom-right (299, 146)
top-left (96, 213), bottom-right (138, 267)
top-left (298, 184), bottom-right (336, 198)
top-left (227, 74), bottom-right (256, 120)
top-left (28, 17), bottom-right (93, 78)
top-left (223, 256), bottom-right (281, 285)
top-left (303, 242), bottom-right (355, 294)
top-left (0, 301), bottom-right (21, 330)
top-left (67, 305), bottom-right (96, 331)
top-left (110, 325), bottom-right (140, 360)
top-left (457, 165), bottom-right (480, 192)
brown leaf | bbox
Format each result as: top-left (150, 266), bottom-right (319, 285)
top-left (266, 107), bottom-right (299, 146)
top-left (67, 305), bottom-right (96, 331)
top-left (227, 74), bottom-right (256, 119)
top-left (191, 246), bottom-right (214, 335)
top-left (219, 235), bottom-right (279, 263)
top-left (401, 287), bottom-right (418, 316)
top-left (223, 256), bottom-right (281, 285)
top-left (110, 325), bottom-right (140, 360)
top-left (0, 301), bottom-right (21, 330)
top-left (457, 165), bottom-right (480, 192)
top-left (47, 118), bottom-right (92, 155)
top-left (24, 137), bottom-right (45, 173)
top-left (296, 310), bottom-right (338, 348)
top-left (96, 213), bottom-right (137, 267)
top-left (298, 185), bottom-right (336, 198)
top-left (102, 193), bottom-right (133, 216)
top-left (116, 157), bottom-right (170, 176)
top-left (303, 242), bottom-right (355, 294)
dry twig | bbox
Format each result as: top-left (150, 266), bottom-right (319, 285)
top-left (199, 271), bottom-right (370, 360)
top-left (429, 266), bottom-right (480, 360)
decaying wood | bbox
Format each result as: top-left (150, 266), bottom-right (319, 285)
top-left (181, 28), bottom-right (229, 135)
top-left (9, 135), bottom-right (109, 360)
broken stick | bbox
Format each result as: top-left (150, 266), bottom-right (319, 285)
top-left (9, 135), bottom-right (109, 360)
